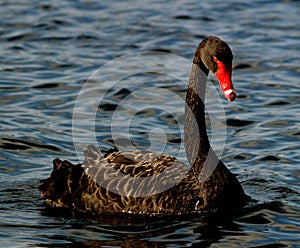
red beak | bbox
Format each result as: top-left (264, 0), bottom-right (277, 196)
top-left (214, 57), bottom-right (236, 102)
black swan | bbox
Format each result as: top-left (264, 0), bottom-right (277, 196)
top-left (39, 36), bottom-right (247, 214)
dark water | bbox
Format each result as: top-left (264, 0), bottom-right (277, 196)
top-left (1, 0), bottom-right (300, 247)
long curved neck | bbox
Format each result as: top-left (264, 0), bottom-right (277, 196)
top-left (184, 63), bottom-right (210, 168)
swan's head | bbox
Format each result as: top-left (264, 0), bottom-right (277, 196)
top-left (194, 36), bottom-right (236, 102)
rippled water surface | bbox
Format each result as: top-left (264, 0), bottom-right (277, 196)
top-left (1, 0), bottom-right (299, 247)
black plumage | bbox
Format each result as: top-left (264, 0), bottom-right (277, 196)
top-left (39, 36), bottom-right (247, 215)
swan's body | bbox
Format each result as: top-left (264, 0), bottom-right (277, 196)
top-left (39, 36), bottom-right (247, 214)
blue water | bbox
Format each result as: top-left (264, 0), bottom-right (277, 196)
top-left (1, 0), bottom-right (299, 247)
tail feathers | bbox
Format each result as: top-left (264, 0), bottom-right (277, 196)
top-left (39, 158), bottom-right (84, 209)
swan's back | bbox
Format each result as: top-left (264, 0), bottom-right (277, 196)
top-left (40, 145), bottom-right (198, 214)
top-left (39, 145), bottom-right (246, 214)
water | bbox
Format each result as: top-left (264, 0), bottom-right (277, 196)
top-left (0, 0), bottom-right (299, 247)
